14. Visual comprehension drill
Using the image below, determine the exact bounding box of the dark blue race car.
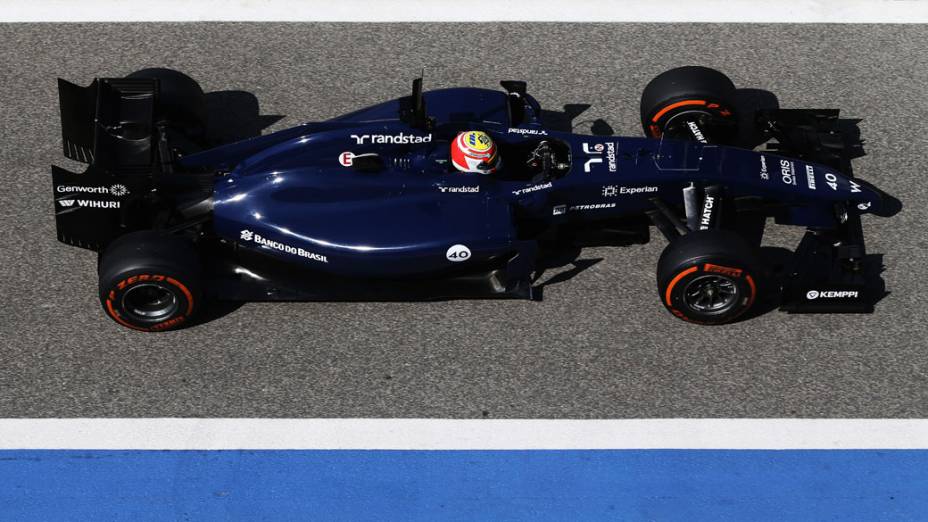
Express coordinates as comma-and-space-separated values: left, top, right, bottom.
52, 66, 900, 330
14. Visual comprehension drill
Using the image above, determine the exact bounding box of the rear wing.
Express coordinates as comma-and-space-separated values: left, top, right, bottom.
52, 78, 159, 250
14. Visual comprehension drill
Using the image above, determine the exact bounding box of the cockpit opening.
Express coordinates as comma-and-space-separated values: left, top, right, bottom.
495, 138, 571, 182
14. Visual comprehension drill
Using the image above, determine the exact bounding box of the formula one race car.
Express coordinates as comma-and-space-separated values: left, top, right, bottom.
51, 66, 899, 330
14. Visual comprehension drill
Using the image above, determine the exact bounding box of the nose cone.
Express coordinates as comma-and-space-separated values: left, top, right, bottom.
854, 180, 902, 217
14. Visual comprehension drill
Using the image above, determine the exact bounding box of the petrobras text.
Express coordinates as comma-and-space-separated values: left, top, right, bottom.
570, 203, 616, 211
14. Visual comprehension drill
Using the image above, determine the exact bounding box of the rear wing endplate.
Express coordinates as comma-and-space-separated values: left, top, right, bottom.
52, 78, 160, 250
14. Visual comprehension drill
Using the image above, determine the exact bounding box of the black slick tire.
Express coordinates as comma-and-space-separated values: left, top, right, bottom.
640, 66, 737, 142
656, 230, 760, 325
98, 231, 202, 332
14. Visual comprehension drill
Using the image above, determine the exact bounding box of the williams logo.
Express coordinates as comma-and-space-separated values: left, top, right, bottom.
581, 142, 617, 172
581, 142, 604, 172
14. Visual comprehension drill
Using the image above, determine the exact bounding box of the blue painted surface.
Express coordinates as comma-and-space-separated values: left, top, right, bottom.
194, 84, 887, 278
1, 450, 926, 521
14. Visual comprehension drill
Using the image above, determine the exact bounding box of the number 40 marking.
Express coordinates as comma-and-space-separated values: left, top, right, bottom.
446, 244, 471, 262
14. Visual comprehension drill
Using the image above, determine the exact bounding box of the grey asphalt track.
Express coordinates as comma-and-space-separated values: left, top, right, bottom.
1, 23, 926, 417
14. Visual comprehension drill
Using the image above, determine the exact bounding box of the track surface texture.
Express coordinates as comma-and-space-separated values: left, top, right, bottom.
1, 23, 926, 418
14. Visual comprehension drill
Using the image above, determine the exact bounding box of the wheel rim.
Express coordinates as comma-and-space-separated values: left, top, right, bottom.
121, 283, 178, 322
682, 275, 740, 314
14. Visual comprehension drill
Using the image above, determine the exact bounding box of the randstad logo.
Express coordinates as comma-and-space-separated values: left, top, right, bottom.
350, 133, 432, 145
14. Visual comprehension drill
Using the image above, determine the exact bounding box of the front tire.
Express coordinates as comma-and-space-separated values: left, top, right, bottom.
98, 231, 202, 332
640, 66, 737, 143
657, 230, 760, 324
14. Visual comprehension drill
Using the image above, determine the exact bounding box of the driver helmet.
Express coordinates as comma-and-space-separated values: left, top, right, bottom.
451, 130, 501, 174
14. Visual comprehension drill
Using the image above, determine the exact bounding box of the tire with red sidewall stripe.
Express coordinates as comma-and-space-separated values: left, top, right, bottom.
639, 66, 737, 141
657, 230, 760, 325
98, 231, 202, 332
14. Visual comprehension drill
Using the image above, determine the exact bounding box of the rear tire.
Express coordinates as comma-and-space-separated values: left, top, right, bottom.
640, 66, 737, 143
98, 231, 202, 332
127, 68, 207, 135
656, 230, 760, 325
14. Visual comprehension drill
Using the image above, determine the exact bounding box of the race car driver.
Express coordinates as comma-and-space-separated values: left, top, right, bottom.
450, 130, 502, 174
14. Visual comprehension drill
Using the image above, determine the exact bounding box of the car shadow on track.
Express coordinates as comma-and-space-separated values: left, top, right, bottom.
730, 88, 780, 149
531, 258, 604, 301
730, 87, 869, 166
204, 90, 285, 145
186, 299, 247, 329
531, 244, 604, 300
186, 248, 604, 330
540, 103, 614, 136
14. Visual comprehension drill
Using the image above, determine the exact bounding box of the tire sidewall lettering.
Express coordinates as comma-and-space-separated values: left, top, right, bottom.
105, 273, 193, 331
664, 263, 755, 323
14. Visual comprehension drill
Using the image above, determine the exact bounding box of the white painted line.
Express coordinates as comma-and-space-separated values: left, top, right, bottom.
2, 0, 927, 23
2, 419, 928, 450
